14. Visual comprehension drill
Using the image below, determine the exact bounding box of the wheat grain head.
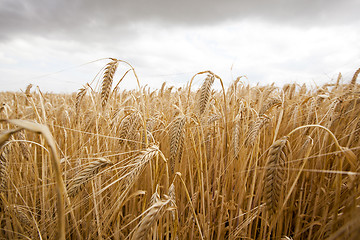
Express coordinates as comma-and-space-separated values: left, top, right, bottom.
264, 136, 290, 217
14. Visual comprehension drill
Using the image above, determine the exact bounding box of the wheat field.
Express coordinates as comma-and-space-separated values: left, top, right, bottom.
0, 58, 359, 239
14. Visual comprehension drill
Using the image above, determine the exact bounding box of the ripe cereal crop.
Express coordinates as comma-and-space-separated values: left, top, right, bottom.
0, 58, 359, 239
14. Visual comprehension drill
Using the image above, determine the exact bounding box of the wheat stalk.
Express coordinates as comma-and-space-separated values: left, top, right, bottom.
0, 128, 22, 149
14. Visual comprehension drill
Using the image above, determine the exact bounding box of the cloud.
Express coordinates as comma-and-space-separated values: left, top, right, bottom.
0, 0, 359, 92
1, 0, 360, 42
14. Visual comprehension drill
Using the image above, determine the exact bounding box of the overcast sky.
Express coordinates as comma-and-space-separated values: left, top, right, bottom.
1, 0, 360, 92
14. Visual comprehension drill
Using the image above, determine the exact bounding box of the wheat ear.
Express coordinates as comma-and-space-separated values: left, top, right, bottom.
335, 72, 342, 88
233, 121, 240, 158
118, 111, 142, 146
264, 136, 289, 217
0, 153, 7, 192
199, 74, 215, 115
112, 145, 162, 212
350, 67, 360, 88
131, 199, 171, 240
233, 112, 243, 158
353, 119, 360, 144
24, 84, 33, 105
67, 158, 112, 197
9, 204, 32, 227
169, 115, 186, 173
75, 87, 87, 112
25, 84, 32, 97
101, 58, 119, 107
149, 185, 160, 206
245, 115, 270, 147
259, 97, 282, 115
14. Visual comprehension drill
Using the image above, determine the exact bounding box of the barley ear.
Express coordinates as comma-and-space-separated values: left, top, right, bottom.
264, 136, 289, 217
169, 115, 186, 173
0, 153, 7, 192
67, 158, 112, 197
245, 115, 270, 147
118, 111, 142, 146
101, 58, 119, 107
259, 97, 282, 115
75, 87, 87, 112
199, 74, 215, 116
350, 67, 360, 89
131, 199, 171, 240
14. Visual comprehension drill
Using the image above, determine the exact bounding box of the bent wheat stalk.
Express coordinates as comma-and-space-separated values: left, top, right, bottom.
0, 128, 22, 149
0, 119, 67, 240
287, 124, 357, 169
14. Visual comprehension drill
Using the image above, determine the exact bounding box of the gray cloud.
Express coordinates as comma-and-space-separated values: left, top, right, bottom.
1, 0, 359, 92
1, 0, 359, 42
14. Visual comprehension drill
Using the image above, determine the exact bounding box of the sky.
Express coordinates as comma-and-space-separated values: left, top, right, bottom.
0, 0, 360, 92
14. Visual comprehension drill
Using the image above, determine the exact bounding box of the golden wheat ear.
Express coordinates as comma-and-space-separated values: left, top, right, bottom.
244, 114, 270, 147
8, 204, 32, 227
259, 97, 282, 115
264, 136, 290, 217
66, 158, 112, 197
118, 111, 142, 146
0, 153, 7, 192
131, 199, 171, 240
75, 87, 87, 112
199, 74, 215, 116
101, 58, 119, 108
350, 67, 360, 89
169, 115, 186, 173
